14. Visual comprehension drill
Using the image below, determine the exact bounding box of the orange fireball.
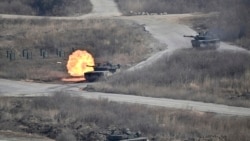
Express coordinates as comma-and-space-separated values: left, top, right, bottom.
66, 50, 95, 77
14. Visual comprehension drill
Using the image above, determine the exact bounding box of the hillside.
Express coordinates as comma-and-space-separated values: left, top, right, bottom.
0, 18, 163, 81
116, 0, 250, 50
0, 0, 92, 16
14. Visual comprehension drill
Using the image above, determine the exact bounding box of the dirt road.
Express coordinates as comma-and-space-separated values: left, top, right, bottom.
0, 131, 53, 141
1, 0, 250, 117
1, 79, 250, 116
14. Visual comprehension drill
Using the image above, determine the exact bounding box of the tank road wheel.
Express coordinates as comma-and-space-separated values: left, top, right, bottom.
200, 43, 206, 48
191, 40, 200, 48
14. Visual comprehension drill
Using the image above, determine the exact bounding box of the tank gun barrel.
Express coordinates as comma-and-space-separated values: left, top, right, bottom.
183, 35, 195, 38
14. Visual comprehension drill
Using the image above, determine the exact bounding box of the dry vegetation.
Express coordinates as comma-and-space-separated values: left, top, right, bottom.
0, 0, 92, 16
0, 93, 250, 141
1, 1, 249, 141
91, 49, 250, 107
116, 0, 250, 50
116, 0, 221, 14
0, 18, 163, 81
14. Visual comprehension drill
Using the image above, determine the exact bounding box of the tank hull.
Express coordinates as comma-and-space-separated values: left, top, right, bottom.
84, 71, 112, 82
84, 63, 120, 82
191, 39, 220, 49
185, 31, 220, 49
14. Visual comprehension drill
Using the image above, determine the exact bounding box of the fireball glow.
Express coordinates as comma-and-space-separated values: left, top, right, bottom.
66, 50, 95, 77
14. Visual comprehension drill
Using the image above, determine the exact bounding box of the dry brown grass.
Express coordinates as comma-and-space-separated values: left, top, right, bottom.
0, 94, 250, 141
92, 49, 250, 107
115, 0, 221, 14
0, 18, 163, 81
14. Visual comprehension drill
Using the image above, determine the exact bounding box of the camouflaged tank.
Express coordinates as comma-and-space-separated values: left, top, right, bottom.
184, 31, 220, 49
107, 128, 148, 141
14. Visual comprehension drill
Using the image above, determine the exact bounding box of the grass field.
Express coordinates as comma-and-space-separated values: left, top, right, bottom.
0, 18, 164, 81
91, 49, 250, 107
0, 93, 250, 141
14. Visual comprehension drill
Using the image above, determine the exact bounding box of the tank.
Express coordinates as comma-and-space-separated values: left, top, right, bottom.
107, 128, 148, 141
184, 31, 220, 49
84, 62, 120, 82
